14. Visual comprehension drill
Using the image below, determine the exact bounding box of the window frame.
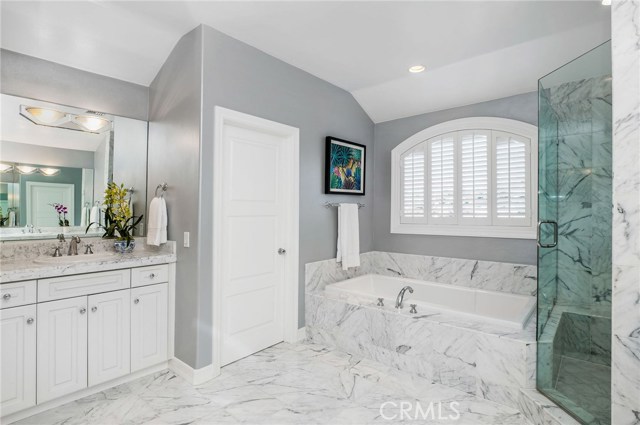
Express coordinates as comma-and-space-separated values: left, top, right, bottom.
390, 117, 538, 239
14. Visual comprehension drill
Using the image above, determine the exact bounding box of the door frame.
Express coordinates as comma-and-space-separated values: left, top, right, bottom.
212, 106, 300, 376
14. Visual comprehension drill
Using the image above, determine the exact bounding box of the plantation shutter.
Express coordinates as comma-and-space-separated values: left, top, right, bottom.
400, 147, 425, 222
429, 134, 456, 222
495, 132, 530, 225
459, 131, 490, 224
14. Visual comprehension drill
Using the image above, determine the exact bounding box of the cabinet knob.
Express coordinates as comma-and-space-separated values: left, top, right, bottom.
26, 317, 34, 325
149, 273, 156, 279
3, 293, 11, 300
91, 306, 98, 313
79, 307, 87, 315
134, 298, 140, 304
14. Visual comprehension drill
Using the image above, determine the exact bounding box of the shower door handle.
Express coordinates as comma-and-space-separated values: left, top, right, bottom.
537, 220, 558, 248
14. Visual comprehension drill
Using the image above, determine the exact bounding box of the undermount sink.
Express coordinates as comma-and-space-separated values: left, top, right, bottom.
34, 253, 118, 265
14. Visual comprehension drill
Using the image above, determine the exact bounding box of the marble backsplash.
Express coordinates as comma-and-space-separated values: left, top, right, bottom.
306, 251, 537, 296
0, 236, 166, 261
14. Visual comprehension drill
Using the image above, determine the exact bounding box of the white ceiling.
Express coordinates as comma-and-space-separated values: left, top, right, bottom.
0, 1, 611, 123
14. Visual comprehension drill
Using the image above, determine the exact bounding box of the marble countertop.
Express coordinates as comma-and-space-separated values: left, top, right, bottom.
0, 241, 176, 284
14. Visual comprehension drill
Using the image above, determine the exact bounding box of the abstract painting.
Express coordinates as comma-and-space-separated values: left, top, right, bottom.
325, 136, 366, 195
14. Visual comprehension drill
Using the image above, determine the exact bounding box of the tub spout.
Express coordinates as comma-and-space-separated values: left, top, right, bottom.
395, 286, 414, 309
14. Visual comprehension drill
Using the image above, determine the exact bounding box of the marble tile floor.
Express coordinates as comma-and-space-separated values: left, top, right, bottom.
15, 342, 533, 425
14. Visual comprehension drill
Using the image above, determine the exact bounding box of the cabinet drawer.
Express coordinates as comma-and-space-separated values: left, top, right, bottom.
0, 281, 37, 309
38, 270, 131, 302
131, 264, 169, 288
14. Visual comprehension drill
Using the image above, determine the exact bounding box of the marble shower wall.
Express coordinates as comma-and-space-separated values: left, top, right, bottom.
305, 251, 536, 295
544, 75, 613, 310
611, 1, 640, 423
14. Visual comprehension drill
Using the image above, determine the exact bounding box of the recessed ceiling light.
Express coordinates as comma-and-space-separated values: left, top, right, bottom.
409, 65, 426, 73
601, 0, 611, 5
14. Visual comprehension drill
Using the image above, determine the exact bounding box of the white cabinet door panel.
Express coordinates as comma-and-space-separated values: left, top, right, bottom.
88, 289, 130, 386
1, 305, 36, 416
131, 283, 167, 372
37, 296, 88, 403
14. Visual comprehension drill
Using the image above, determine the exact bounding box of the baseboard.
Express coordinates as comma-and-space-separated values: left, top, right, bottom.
169, 357, 215, 385
297, 326, 307, 341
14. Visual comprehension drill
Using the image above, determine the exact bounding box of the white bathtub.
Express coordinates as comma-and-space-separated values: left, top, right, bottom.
324, 274, 536, 329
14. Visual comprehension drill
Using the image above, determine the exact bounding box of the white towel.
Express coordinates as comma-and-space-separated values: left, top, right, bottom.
147, 197, 167, 246
80, 206, 89, 228
8, 211, 15, 227
89, 205, 100, 229
336, 203, 360, 270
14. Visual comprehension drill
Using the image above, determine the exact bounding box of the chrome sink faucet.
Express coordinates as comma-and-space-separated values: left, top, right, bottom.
68, 236, 81, 256
395, 285, 414, 309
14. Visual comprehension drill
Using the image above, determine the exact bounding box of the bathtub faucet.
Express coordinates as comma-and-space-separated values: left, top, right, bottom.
395, 286, 414, 309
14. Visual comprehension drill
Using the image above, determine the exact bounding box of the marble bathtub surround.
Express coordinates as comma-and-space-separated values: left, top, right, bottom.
14, 342, 530, 425
0, 237, 176, 283
306, 291, 536, 412
611, 1, 640, 423
306, 251, 537, 296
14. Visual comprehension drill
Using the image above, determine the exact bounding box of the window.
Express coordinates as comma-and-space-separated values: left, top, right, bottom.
391, 118, 537, 238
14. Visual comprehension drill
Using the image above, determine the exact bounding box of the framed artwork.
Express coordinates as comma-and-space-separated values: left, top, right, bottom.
325, 136, 366, 195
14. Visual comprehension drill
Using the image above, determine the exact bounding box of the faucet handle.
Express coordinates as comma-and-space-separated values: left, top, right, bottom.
52, 246, 62, 257
409, 304, 417, 314
85, 244, 94, 255
57, 234, 66, 242
377, 298, 384, 307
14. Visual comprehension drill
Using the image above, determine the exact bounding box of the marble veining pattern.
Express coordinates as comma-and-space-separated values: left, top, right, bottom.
0, 238, 176, 283
306, 251, 536, 296
612, 1, 640, 423
13, 342, 532, 425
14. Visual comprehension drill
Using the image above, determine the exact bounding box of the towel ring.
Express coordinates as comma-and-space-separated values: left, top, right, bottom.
155, 183, 168, 197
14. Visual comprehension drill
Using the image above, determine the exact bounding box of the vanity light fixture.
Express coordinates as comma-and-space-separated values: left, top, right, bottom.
0, 163, 13, 173
15, 165, 38, 175
73, 113, 111, 132
39, 167, 61, 176
21, 106, 69, 125
409, 65, 426, 73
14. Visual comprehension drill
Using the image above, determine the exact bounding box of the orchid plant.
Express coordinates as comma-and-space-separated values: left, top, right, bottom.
87, 182, 143, 245
51, 203, 70, 226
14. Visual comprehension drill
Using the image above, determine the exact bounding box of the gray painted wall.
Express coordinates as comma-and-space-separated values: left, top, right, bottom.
0, 49, 148, 120
0, 140, 94, 169
147, 27, 204, 369
372, 92, 539, 265
200, 25, 375, 352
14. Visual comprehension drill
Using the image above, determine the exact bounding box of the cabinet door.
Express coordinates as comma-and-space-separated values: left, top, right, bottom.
88, 289, 130, 386
131, 283, 168, 372
1, 305, 36, 416
37, 296, 88, 403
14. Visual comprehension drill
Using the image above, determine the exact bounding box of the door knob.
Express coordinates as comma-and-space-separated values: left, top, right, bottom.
278, 248, 286, 255
79, 307, 87, 315
91, 306, 98, 313
134, 298, 140, 304
3, 293, 11, 300
26, 317, 34, 325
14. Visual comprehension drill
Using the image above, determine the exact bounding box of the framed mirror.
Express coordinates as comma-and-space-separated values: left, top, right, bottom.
0, 94, 148, 241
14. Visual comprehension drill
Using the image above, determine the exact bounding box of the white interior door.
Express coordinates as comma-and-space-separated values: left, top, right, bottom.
220, 124, 288, 366
26, 182, 75, 227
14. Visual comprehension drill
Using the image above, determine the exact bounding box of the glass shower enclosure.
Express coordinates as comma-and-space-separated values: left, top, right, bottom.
537, 41, 612, 425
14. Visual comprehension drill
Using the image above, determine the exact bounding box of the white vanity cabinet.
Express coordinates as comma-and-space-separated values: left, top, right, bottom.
0, 304, 37, 416
131, 283, 168, 371
1, 262, 173, 422
37, 296, 88, 403
88, 289, 131, 386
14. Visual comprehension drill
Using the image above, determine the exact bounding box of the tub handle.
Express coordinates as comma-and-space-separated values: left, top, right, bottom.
409, 304, 417, 314
377, 298, 384, 307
